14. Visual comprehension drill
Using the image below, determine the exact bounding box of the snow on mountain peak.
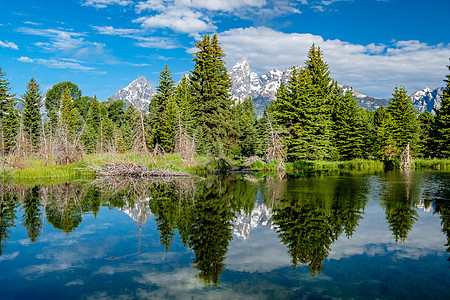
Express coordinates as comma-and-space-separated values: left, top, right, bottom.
111, 76, 156, 109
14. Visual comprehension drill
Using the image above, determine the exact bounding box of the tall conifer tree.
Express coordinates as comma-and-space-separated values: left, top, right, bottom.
0, 66, 16, 155
149, 65, 176, 149
386, 86, 419, 153
434, 64, 450, 157
332, 90, 365, 160
21, 78, 42, 150
190, 34, 233, 154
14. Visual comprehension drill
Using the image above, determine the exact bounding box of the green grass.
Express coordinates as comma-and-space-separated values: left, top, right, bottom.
2, 153, 449, 181
414, 158, 450, 169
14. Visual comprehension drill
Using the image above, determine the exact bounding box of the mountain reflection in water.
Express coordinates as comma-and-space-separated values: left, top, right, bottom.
0, 171, 449, 299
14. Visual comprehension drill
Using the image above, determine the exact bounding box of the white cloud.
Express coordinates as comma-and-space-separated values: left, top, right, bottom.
136, 0, 266, 13
92, 25, 178, 49
17, 56, 94, 71
82, 0, 133, 9
0, 40, 19, 50
135, 8, 216, 33
92, 25, 141, 36
17, 27, 86, 52
218, 26, 450, 98
18, 56, 33, 63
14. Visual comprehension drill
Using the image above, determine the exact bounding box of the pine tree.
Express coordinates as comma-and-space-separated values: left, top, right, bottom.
190, 34, 234, 154
21, 78, 42, 150
60, 87, 77, 136
157, 97, 177, 152
373, 106, 397, 159
122, 104, 139, 151
45, 81, 81, 129
233, 97, 259, 157
0, 66, 16, 155
434, 63, 450, 158
173, 76, 195, 133
82, 96, 101, 153
332, 90, 366, 160
149, 65, 176, 148
386, 86, 420, 153
3, 97, 20, 154
418, 111, 435, 158
270, 65, 333, 161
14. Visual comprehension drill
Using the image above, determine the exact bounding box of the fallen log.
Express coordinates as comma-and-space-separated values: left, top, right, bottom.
90, 162, 189, 178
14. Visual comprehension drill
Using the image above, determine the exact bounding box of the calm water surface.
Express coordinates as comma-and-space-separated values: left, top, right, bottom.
0, 170, 449, 299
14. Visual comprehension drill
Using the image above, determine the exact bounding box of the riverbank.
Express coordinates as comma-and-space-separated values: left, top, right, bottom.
1, 153, 449, 180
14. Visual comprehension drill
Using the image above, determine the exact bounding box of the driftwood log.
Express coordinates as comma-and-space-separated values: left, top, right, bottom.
90, 162, 189, 178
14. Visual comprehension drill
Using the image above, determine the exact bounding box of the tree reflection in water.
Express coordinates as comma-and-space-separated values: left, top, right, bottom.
0, 171, 448, 285
268, 174, 367, 276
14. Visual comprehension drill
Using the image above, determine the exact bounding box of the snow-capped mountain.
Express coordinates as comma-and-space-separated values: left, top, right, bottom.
232, 203, 275, 239
228, 59, 301, 112
410, 87, 444, 114
110, 76, 156, 109
110, 61, 444, 115
339, 84, 390, 110
118, 196, 152, 225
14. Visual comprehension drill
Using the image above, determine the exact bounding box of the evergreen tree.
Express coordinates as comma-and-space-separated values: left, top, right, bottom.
434, 64, 450, 157
22, 186, 42, 243
21, 78, 42, 150
418, 111, 435, 158
82, 96, 101, 153
3, 97, 20, 153
173, 76, 195, 133
271, 66, 333, 161
45, 81, 81, 129
149, 65, 176, 148
232, 97, 259, 157
190, 34, 234, 154
373, 106, 397, 159
386, 86, 420, 153
121, 104, 139, 151
305, 44, 334, 99
0, 66, 15, 155
332, 90, 365, 160
60, 87, 77, 135
157, 97, 177, 152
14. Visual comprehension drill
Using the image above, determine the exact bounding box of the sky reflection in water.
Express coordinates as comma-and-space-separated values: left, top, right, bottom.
0, 170, 449, 299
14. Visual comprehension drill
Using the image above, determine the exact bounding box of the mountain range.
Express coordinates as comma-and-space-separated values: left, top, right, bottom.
110, 59, 444, 114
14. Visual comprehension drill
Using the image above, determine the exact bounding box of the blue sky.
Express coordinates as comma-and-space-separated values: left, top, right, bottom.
1, 0, 449, 100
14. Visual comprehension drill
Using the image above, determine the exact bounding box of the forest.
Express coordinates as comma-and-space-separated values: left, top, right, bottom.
0, 34, 449, 174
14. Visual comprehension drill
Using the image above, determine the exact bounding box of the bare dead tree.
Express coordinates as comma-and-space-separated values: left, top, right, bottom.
132, 107, 151, 157
174, 112, 196, 166
13, 119, 34, 158
266, 113, 286, 163
400, 143, 414, 169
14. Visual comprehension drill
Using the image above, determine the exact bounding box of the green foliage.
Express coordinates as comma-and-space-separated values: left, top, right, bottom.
270, 65, 333, 161
121, 104, 139, 151
434, 63, 450, 158
21, 78, 42, 149
60, 87, 77, 135
45, 81, 81, 129
3, 96, 20, 153
373, 106, 397, 159
387, 86, 420, 152
149, 65, 176, 149
190, 34, 234, 154
332, 89, 366, 160
22, 186, 42, 243
173, 76, 195, 133
0, 192, 19, 255
418, 111, 435, 157
231, 97, 259, 157
105, 99, 126, 127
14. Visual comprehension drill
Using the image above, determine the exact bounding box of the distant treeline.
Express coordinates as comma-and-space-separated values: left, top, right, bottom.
0, 34, 449, 165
